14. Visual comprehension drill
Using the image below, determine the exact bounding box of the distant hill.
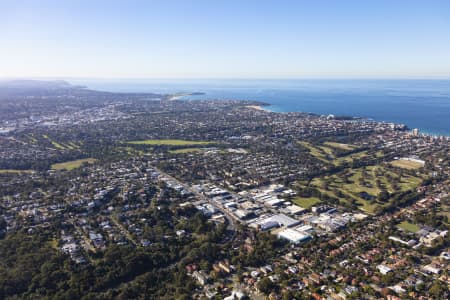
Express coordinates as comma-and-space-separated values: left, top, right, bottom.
0, 79, 83, 90
0, 79, 165, 103
0, 79, 88, 99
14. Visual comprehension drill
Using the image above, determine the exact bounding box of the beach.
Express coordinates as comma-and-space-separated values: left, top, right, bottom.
246, 105, 265, 111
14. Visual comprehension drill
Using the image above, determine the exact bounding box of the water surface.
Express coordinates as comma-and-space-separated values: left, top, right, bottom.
72, 79, 450, 136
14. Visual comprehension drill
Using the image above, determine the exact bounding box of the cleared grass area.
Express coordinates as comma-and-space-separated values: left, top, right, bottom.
68, 142, 80, 149
0, 169, 33, 174
398, 221, 420, 233
318, 145, 334, 156
51, 141, 66, 150
298, 141, 330, 163
42, 134, 67, 150
334, 150, 370, 165
59, 142, 80, 150
308, 165, 423, 213
51, 158, 97, 170
26, 134, 38, 143
390, 159, 424, 170
128, 139, 213, 146
292, 196, 321, 209
169, 148, 203, 154
324, 142, 355, 151
311, 183, 379, 213
375, 151, 385, 158
356, 199, 378, 213
298, 141, 383, 166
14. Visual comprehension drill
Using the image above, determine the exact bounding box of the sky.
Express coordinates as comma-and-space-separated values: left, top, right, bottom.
1, 0, 450, 79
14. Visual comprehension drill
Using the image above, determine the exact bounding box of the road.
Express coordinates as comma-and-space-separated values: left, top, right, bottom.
109, 215, 138, 247
152, 166, 238, 244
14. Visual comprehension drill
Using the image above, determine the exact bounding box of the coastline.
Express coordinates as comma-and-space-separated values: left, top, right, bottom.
168, 92, 205, 101
186, 96, 447, 136
72, 80, 450, 137
244, 103, 448, 138
246, 105, 266, 111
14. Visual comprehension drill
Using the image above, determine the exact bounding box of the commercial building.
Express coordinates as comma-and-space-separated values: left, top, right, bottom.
278, 228, 312, 244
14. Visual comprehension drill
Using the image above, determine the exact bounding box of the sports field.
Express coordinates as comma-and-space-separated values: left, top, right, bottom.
51, 158, 97, 170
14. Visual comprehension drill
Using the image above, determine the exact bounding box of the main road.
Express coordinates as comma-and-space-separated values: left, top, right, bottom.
152, 166, 238, 243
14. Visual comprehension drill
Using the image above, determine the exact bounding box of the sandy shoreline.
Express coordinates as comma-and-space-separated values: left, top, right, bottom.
246, 105, 266, 111
168, 95, 183, 101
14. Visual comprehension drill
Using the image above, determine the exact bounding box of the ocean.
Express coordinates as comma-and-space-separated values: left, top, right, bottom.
71, 79, 450, 136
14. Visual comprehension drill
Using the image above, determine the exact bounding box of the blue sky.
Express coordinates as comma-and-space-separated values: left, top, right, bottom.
1, 0, 450, 79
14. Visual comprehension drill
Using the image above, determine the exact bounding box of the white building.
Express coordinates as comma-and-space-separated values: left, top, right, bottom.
278, 228, 312, 244
377, 264, 392, 275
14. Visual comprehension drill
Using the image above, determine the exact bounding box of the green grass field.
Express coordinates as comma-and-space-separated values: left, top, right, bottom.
51, 141, 66, 150
51, 158, 97, 170
334, 150, 370, 165
68, 142, 80, 149
323, 142, 355, 151
26, 135, 38, 143
390, 159, 424, 170
297, 141, 423, 213
0, 169, 33, 174
298, 141, 380, 166
127, 139, 213, 146
292, 196, 321, 209
308, 165, 423, 213
298, 141, 330, 163
397, 221, 420, 233
42, 134, 68, 150
60, 142, 78, 150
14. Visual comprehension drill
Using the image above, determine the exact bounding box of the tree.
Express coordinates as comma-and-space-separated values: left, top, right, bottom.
257, 277, 275, 294
378, 190, 389, 202
429, 281, 447, 299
